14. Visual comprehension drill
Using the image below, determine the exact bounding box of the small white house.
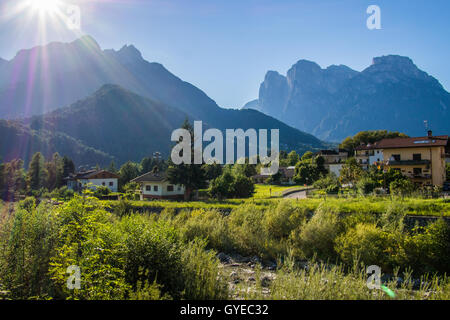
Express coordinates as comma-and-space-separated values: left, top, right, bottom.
66, 170, 119, 192
131, 171, 185, 200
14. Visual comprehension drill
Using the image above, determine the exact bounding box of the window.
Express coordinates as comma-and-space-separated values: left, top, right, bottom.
109, 181, 113, 186
392, 154, 401, 161
178, 186, 181, 191
154, 185, 158, 191
413, 154, 422, 161
102, 182, 105, 186
167, 185, 174, 192
413, 168, 422, 175
145, 185, 151, 191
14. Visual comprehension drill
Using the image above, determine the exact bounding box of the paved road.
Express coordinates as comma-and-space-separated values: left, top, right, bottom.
283, 190, 307, 199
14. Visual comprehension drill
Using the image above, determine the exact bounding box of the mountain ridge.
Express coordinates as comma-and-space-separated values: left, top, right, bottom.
244, 55, 450, 141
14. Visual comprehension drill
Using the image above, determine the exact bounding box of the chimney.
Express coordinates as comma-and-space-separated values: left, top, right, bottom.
427, 130, 432, 138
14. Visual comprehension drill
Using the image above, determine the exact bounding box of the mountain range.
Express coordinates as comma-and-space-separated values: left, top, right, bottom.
0, 36, 329, 166
243, 55, 450, 141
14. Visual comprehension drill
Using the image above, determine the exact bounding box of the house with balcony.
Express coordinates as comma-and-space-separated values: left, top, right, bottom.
354, 142, 383, 170
131, 170, 185, 200
377, 131, 449, 186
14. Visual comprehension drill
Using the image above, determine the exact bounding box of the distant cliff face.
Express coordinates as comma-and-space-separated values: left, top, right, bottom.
244, 55, 450, 141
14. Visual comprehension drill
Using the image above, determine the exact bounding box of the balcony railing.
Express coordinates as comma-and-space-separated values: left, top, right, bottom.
407, 174, 432, 180
385, 159, 430, 166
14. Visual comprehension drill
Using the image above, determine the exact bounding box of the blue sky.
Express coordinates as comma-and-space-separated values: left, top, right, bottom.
1, 0, 449, 108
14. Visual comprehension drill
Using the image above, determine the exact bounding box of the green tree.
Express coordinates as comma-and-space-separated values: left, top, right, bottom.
140, 156, 166, 175
287, 150, 300, 166
0, 159, 26, 201
231, 162, 256, 178
44, 153, 64, 190
208, 170, 254, 199
107, 160, 117, 174
27, 152, 47, 192
167, 119, 207, 200
339, 158, 363, 186
118, 161, 141, 191
203, 162, 223, 180
390, 179, 414, 197
232, 174, 255, 198
301, 151, 313, 161
293, 156, 324, 185
62, 156, 75, 178
339, 130, 408, 154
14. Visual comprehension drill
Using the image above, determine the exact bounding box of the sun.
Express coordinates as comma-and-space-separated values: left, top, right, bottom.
29, 0, 61, 14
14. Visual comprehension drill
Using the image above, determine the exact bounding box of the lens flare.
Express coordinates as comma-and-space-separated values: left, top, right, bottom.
29, 0, 61, 14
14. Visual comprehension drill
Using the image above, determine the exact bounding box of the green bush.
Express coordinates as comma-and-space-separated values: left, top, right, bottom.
390, 179, 414, 196
290, 204, 343, 260
263, 201, 306, 239
119, 214, 228, 299
398, 219, 450, 274
181, 239, 228, 299
49, 194, 129, 300
356, 177, 377, 195
177, 209, 233, 253
228, 203, 267, 257
335, 223, 390, 267
0, 201, 60, 299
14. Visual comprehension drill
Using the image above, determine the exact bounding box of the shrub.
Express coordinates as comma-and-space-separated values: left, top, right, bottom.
0, 201, 60, 299
399, 219, 450, 274
263, 201, 307, 239
290, 204, 343, 260
356, 177, 377, 195
335, 223, 389, 268
379, 201, 406, 232
177, 209, 233, 252
181, 239, 228, 299
233, 174, 255, 198
228, 204, 267, 257
209, 172, 255, 199
390, 179, 414, 196
49, 194, 129, 300
119, 214, 228, 299
313, 174, 340, 194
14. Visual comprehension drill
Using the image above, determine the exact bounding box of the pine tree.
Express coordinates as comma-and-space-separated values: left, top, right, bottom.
27, 152, 47, 191
62, 156, 75, 178
167, 119, 207, 201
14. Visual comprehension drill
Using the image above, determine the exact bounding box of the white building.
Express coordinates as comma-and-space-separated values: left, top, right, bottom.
329, 163, 344, 177
369, 148, 384, 165
66, 170, 119, 192
131, 171, 185, 200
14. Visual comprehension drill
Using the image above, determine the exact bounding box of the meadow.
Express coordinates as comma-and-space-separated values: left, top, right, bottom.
0, 191, 449, 300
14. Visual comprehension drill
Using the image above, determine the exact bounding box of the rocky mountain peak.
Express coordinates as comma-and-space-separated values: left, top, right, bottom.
365, 55, 434, 83
71, 35, 102, 52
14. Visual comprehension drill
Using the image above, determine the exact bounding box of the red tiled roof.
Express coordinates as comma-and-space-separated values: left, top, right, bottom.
377, 135, 448, 149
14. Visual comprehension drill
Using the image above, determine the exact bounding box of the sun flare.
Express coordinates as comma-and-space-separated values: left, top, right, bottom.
29, 0, 61, 14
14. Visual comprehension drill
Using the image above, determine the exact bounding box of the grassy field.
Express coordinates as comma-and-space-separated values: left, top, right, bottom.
102, 194, 450, 217
252, 184, 305, 198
